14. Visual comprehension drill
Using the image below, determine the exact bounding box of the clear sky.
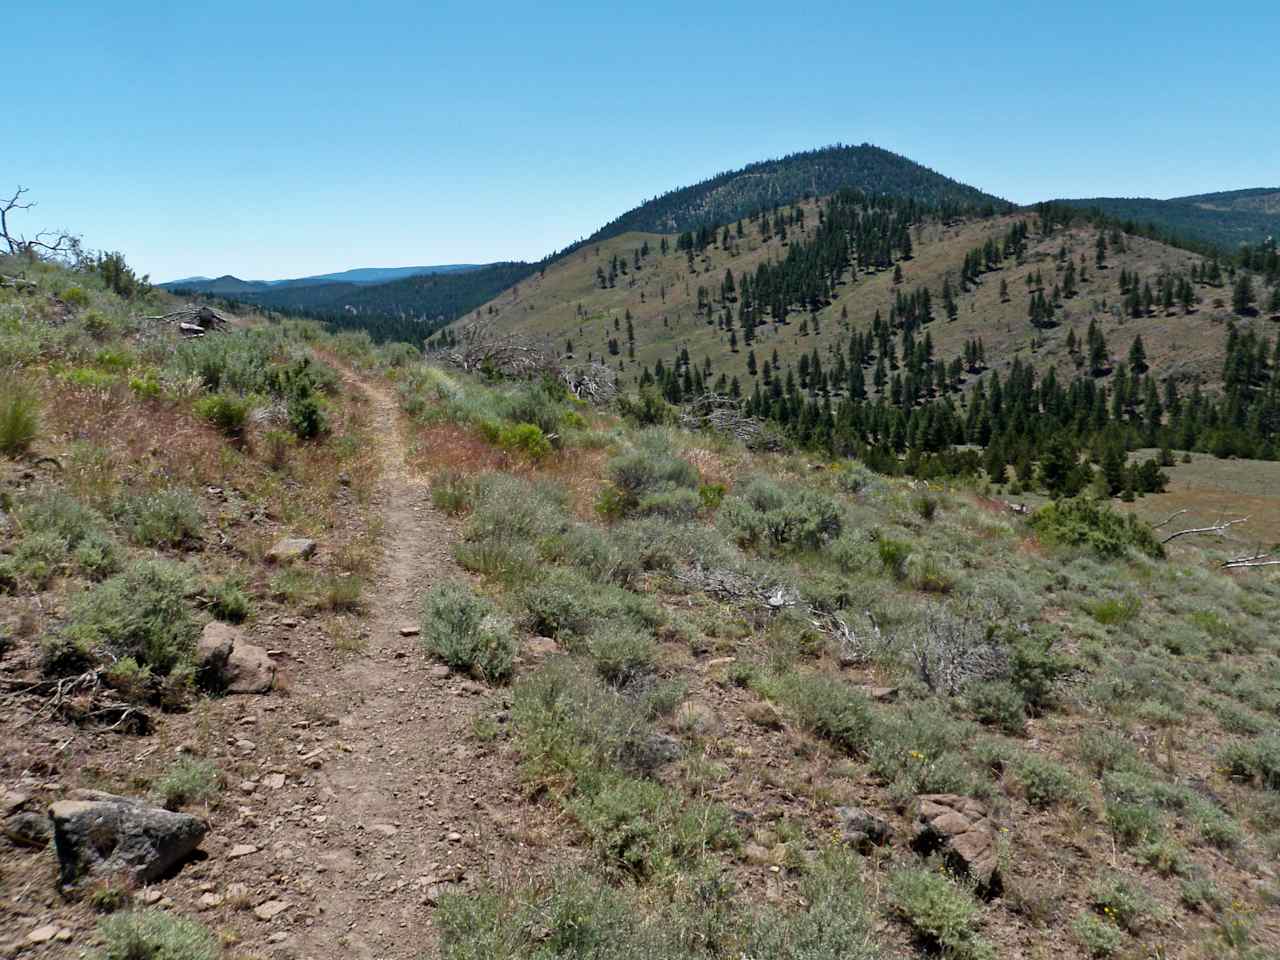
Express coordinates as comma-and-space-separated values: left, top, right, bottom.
6, 1, 1277, 281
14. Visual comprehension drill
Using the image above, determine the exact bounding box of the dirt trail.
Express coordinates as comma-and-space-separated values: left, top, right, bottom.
273, 373, 533, 960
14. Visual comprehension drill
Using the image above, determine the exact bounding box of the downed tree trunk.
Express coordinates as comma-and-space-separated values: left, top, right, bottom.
143, 305, 230, 337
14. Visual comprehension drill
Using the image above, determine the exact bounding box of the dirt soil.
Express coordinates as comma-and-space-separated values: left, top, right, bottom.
1, 372, 568, 959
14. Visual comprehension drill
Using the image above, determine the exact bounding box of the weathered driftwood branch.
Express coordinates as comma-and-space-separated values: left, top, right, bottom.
1151, 509, 1190, 530
1221, 552, 1280, 570
1, 274, 38, 290
1, 186, 79, 258
1161, 516, 1249, 544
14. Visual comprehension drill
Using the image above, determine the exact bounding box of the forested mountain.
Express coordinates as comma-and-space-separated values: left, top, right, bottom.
1054, 189, 1280, 252
578, 143, 1010, 244
183, 144, 1007, 344
460, 189, 1280, 475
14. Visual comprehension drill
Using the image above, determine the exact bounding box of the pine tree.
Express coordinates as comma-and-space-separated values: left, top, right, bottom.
1128, 335, 1148, 375
1232, 273, 1256, 314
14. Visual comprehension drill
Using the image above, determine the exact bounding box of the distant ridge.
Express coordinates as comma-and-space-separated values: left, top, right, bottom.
1053, 188, 1280, 250
160, 263, 484, 293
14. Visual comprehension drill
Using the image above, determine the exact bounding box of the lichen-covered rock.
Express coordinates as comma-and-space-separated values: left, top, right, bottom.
49, 790, 207, 887
912, 794, 1000, 893
836, 805, 892, 851
4, 811, 52, 849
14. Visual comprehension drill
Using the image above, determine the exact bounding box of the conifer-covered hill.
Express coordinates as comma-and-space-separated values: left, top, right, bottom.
470, 194, 1273, 399
190, 145, 1008, 342
1054, 188, 1280, 252
579, 143, 1011, 243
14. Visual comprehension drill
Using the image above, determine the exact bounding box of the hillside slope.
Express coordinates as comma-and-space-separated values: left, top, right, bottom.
471, 198, 1262, 400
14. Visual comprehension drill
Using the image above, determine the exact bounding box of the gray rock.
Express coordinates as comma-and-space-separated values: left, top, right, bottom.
912, 794, 1001, 894
836, 805, 891, 851
635, 733, 684, 770
196, 621, 276, 694
265, 538, 316, 563
4, 811, 52, 849
49, 790, 208, 888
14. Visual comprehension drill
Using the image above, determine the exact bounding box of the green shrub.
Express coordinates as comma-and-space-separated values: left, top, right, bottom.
112, 488, 203, 547
61, 286, 91, 308
911, 492, 939, 521
636, 487, 702, 520
697, 482, 726, 511
10, 531, 69, 588
906, 553, 955, 593
193, 392, 250, 436
1086, 594, 1141, 626
887, 867, 994, 960
521, 568, 662, 641
721, 477, 842, 552
877, 536, 911, 579
776, 671, 874, 755
129, 372, 162, 400
154, 758, 220, 810
0, 382, 39, 457
967, 680, 1026, 734
1016, 754, 1084, 808
287, 389, 327, 440
1136, 835, 1189, 877
208, 577, 251, 623
568, 774, 737, 879
431, 471, 477, 515
96, 909, 219, 960
602, 444, 699, 516
1072, 912, 1124, 958
585, 624, 657, 688
1180, 876, 1225, 912
1105, 800, 1163, 846
322, 574, 362, 612
62, 559, 198, 675
1088, 874, 1155, 933
1028, 497, 1163, 559
420, 582, 516, 684
497, 422, 551, 460
1222, 735, 1280, 790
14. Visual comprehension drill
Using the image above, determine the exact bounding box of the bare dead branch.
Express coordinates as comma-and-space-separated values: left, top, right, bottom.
442, 318, 561, 379
1221, 552, 1280, 570
1, 185, 80, 259
142, 305, 230, 337
1151, 509, 1190, 530
678, 393, 785, 450
1161, 516, 1249, 544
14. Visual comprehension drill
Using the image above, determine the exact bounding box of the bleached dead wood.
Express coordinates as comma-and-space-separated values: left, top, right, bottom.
679, 393, 785, 450
1160, 516, 1249, 544
443, 319, 560, 378
561, 361, 618, 403
143, 305, 230, 337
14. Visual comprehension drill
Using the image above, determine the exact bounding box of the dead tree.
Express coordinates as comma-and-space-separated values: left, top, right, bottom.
1, 186, 80, 259
143, 305, 231, 338
443, 318, 559, 378
678, 393, 785, 450
1157, 512, 1250, 545
1221, 551, 1280, 570
561, 361, 618, 403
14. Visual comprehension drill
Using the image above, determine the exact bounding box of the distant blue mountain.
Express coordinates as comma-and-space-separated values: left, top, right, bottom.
160, 263, 485, 293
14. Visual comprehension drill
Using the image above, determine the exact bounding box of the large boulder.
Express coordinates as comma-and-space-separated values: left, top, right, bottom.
196, 621, 276, 694
49, 790, 207, 888
912, 794, 1001, 894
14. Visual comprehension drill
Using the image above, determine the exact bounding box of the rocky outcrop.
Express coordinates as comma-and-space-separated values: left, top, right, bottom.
49, 790, 207, 888
196, 621, 276, 694
912, 794, 1001, 894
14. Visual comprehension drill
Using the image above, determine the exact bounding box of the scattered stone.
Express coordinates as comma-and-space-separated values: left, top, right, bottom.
370, 824, 398, 837
399, 625, 420, 637
235, 739, 257, 755
49, 790, 208, 888
1, 790, 30, 818
742, 842, 772, 865
864, 686, 899, 703
836, 805, 892, 851
446, 831, 462, 843
3, 811, 52, 849
239, 781, 257, 795
912, 794, 1001, 893
138, 889, 163, 905
524, 637, 559, 658
198, 892, 224, 909
254, 899, 291, 921
227, 844, 258, 859
26, 926, 58, 945
263, 773, 286, 790
428, 665, 452, 680
265, 538, 317, 564
743, 701, 784, 730
196, 622, 277, 694
459, 680, 486, 695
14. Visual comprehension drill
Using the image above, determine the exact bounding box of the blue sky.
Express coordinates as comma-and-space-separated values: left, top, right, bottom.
6, 1, 1277, 281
